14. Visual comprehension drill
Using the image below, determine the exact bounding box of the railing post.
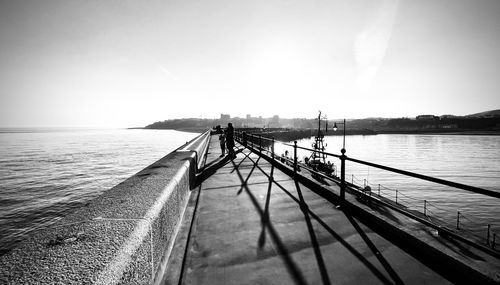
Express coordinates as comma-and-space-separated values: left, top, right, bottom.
456, 211, 460, 230
487, 224, 491, 246
395, 190, 398, 204
424, 200, 427, 216
259, 135, 262, 154
242, 131, 247, 147
271, 137, 275, 161
378, 184, 381, 196
363, 179, 366, 188
340, 148, 346, 204
293, 141, 298, 175
351, 174, 354, 185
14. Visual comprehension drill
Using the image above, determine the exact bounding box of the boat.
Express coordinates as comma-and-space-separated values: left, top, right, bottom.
304, 111, 337, 178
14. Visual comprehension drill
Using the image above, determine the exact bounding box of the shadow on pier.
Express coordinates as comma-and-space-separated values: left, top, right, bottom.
162, 134, 496, 285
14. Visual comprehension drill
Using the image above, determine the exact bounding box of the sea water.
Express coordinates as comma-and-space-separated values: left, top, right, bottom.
1, 131, 499, 254
0, 128, 199, 255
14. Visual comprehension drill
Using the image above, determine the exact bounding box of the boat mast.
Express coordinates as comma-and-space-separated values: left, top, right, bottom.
311, 111, 327, 164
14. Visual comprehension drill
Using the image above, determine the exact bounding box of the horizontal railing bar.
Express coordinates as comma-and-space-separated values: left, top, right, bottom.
346, 156, 500, 199
246, 134, 274, 142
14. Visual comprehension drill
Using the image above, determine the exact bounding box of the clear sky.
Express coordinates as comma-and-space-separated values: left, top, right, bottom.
1, 0, 499, 127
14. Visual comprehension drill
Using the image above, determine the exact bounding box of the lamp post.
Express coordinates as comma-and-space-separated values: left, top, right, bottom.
332, 119, 346, 151
333, 119, 346, 204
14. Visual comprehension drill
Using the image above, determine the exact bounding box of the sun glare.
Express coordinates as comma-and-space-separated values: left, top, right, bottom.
249, 39, 305, 85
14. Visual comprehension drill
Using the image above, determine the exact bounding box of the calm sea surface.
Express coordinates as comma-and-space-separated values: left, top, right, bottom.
274, 134, 500, 238
0, 128, 198, 254
1, 131, 499, 254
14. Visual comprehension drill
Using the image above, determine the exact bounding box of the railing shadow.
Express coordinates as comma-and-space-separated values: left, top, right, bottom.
344, 212, 405, 285
294, 181, 331, 285
238, 147, 396, 285
195, 155, 232, 187
271, 177, 395, 285
258, 159, 274, 249
230, 156, 308, 285
230, 147, 249, 174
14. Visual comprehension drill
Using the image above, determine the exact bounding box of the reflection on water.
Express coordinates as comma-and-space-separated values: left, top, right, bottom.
0, 129, 198, 255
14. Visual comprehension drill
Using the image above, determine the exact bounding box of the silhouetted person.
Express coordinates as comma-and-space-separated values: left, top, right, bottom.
219, 130, 226, 157
226, 122, 236, 158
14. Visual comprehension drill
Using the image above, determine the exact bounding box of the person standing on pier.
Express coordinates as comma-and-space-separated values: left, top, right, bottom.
219, 130, 226, 157
226, 122, 236, 159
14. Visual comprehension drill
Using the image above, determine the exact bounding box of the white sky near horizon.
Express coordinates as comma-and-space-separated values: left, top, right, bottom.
0, 0, 499, 128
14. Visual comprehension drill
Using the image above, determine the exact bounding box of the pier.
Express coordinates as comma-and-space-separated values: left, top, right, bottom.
1, 131, 499, 284
161, 133, 500, 284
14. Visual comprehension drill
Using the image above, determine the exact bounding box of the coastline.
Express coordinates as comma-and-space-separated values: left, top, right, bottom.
140, 127, 500, 136
130, 127, 206, 134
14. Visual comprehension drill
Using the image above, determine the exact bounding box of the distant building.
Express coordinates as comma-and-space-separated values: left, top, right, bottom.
220, 114, 230, 121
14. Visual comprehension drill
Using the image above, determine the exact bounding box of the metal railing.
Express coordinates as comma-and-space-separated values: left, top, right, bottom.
177, 130, 212, 172
234, 130, 500, 256
348, 174, 499, 247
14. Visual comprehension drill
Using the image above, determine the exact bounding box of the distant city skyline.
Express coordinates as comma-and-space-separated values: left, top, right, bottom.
202, 109, 500, 121
1, 0, 500, 127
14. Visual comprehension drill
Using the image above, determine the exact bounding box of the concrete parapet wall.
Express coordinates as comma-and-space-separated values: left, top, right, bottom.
0, 131, 211, 284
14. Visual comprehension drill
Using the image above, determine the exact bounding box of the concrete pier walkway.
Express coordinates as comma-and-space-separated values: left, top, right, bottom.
161, 135, 462, 284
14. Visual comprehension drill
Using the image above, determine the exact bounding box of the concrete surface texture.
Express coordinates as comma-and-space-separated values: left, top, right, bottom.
0, 132, 208, 285
162, 135, 497, 284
